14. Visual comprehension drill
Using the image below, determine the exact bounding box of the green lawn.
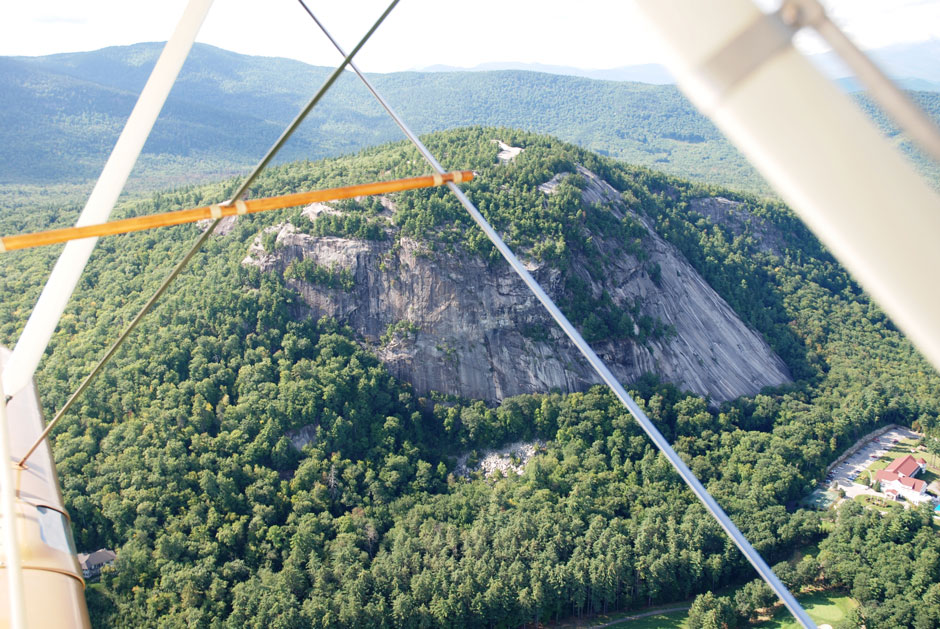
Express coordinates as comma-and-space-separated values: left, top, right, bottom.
923, 450, 940, 468
854, 493, 902, 511
920, 468, 939, 486
555, 604, 691, 629
603, 592, 856, 629
753, 592, 857, 628
576, 588, 856, 629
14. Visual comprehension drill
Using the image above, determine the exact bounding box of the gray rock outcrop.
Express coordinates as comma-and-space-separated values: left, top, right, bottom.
688, 196, 786, 256
243, 166, 791, 404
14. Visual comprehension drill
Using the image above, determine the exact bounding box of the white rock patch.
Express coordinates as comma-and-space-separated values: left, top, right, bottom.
302, 202, 341, 221
495, 140, 523, 162
456, 439, 545, 478
286, 424, 317, 451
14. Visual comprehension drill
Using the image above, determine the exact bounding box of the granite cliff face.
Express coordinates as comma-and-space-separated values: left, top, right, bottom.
243, 166, 791, 404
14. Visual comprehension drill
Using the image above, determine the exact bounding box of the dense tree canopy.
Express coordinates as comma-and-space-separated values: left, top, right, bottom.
1, 128, 939, 627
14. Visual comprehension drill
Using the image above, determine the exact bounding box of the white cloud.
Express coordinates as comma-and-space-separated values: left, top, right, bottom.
1, 0, 937, 70
34, 16, 88, 25
824, 0, 940, 47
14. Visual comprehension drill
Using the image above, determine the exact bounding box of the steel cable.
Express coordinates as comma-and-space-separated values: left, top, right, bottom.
297, 2, 815, 626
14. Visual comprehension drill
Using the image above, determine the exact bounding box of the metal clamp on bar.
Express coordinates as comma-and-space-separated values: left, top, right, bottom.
694, 9, 796, 111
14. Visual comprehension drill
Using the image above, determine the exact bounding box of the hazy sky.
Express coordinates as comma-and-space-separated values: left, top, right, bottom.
3, 0, 939, 72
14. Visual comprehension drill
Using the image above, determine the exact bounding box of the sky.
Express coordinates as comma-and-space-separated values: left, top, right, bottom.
2, 0, 940, 72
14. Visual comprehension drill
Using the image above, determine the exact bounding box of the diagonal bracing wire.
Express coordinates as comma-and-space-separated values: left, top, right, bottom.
17, 0, 402, 467
296, 2, 815, 627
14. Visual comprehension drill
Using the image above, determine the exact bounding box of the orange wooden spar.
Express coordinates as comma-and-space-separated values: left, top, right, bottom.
0, 170, 473, 253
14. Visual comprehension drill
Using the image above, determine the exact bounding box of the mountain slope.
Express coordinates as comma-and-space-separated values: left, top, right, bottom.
244, 153, 789, 403
0, 54, 283, 184
416, 61, 676, 84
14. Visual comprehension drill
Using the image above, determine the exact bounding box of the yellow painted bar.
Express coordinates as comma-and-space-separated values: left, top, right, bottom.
0, 170, 473, 253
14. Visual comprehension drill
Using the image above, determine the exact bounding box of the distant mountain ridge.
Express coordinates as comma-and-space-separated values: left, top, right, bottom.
3, 42, 938, 195
1, 43, 757, 192
414, 61, 676, 84
416, 39, 940, 92
811, 38, 940, 89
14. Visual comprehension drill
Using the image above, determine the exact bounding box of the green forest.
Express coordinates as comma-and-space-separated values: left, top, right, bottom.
5, 43, 939, 197
1, 128, 939, 627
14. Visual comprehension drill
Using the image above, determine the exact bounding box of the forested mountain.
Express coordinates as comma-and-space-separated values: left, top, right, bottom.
1, 128, 939, 626
6, 42, 938, 196
2, 42, 741, 190
244, 153, 792, 404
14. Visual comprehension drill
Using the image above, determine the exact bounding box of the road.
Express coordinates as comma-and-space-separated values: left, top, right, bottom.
581, 605, 691, 628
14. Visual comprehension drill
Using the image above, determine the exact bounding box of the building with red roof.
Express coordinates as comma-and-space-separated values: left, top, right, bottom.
875, 454, 929, 498
884, 454, 926, 478
875, 469, 927, 495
